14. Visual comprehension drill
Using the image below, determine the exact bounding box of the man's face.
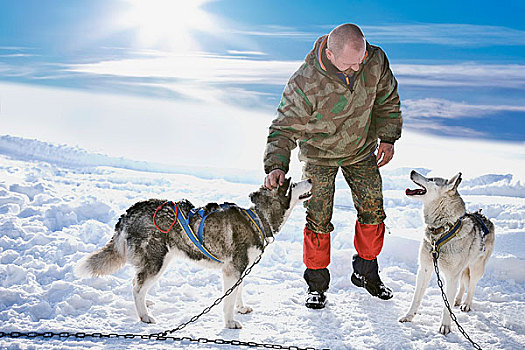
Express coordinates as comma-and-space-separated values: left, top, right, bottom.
326, 42, 366, 73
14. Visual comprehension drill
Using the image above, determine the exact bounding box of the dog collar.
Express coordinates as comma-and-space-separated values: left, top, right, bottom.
430, 217, 464, 259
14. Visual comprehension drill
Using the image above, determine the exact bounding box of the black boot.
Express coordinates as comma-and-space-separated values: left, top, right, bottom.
305, 291, 327, 309
352, 254, 393, 300
304, 268, 330, 309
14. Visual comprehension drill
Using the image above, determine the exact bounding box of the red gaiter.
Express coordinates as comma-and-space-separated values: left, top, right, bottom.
303, 227, 331, 269
354, 222, 385, 260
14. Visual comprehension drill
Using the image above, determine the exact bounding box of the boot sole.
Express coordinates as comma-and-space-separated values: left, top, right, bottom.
305, 302, 326, 309
352, 274, 393, 300
365, 284, 393, 300
351, 273, 364, 288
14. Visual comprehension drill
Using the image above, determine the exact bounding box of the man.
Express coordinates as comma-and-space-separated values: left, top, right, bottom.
263, 23, 402, 309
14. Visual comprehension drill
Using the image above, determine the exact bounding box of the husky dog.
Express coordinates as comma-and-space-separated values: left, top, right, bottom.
76, 178, 312, 329
399, 170, 494, 334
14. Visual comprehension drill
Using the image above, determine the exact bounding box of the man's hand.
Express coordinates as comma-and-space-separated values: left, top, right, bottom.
376, 142, 394, 168
264, 169, 286, 189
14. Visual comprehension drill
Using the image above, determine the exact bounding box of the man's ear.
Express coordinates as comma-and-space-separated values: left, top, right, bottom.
447, 172, 462, 192
326, 47, 334, 61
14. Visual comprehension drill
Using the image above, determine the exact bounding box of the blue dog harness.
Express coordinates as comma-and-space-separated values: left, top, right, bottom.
167, 202, 267, 264
431, 211, 490, 259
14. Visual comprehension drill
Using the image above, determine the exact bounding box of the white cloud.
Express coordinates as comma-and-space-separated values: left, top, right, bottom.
226, 50, 267, 56
66, 53, 302, 85
231, 23, 525, 47
67, 51, 525, 91
362, 24, 525, 46
1, 82, 524, 181
401, 98, 525, 138
393, 63, 525, 89
0, 46, 35, 51
0, 54, 38, 58
230, 25, 317, 40
403, 98, 525, 119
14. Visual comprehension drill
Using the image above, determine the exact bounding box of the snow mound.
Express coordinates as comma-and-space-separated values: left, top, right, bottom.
0, 135, 261, 183
0, 137, 523, 349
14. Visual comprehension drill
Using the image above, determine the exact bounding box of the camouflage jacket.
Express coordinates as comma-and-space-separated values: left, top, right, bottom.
264, 35, 402, 174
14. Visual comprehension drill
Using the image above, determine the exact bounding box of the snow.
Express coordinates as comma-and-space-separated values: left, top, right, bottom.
0, 136, 524, 350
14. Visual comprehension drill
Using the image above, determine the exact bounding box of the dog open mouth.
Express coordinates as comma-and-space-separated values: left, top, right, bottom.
406, 182, 427, 196
299, 192, 313, 200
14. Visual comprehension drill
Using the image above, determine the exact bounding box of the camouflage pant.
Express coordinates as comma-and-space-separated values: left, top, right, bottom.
302, 155, 386, 233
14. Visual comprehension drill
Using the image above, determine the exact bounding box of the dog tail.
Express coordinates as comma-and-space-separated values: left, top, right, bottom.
74, 223, 127, 278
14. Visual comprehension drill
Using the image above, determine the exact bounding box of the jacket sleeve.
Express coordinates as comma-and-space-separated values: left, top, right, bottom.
371, 53, 402, 144
263, 76, 312, 174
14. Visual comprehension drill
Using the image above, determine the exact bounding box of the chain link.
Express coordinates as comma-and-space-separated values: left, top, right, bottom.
432, 254, 483, 350
0, 241, 326, 350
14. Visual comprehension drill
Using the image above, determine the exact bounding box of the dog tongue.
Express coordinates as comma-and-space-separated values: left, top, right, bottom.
406, 188, 424, 196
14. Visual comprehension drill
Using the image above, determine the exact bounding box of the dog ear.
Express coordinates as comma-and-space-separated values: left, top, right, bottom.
249, 191, 261, 204
276, 177, 291, 192
283, 177, 291, 190
447, 172, 462, 192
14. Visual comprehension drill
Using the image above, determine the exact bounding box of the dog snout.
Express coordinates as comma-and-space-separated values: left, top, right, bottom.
410, 170, 421, 181
307, 179, 312, 184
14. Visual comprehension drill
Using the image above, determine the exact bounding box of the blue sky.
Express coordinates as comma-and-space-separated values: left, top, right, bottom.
1, 0, 524, 153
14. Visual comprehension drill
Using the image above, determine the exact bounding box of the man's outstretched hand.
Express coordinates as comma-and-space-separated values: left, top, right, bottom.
376, 142, 395, 168
264, 169, 286, 189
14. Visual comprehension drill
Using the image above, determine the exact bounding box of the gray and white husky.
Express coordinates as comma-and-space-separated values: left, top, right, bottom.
75, 178, 312, 329
399, 170, 494, 334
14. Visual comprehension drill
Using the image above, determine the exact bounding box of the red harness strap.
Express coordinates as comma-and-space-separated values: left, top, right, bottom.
153, 201, 178, 233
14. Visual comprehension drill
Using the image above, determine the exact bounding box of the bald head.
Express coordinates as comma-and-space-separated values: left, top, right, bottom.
327, 23, 365, 55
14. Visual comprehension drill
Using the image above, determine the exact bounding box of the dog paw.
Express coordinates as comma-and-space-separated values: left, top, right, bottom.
439, 324, 451, 335
236, 306, 253, 314
398, 314, 414, 323
454, 299, 462, 307
225, 320, 242, 329
460, 304, 471, 312
140, 314, 157, 324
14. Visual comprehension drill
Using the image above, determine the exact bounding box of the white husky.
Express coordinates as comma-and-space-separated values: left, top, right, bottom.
399, 170, 495, 334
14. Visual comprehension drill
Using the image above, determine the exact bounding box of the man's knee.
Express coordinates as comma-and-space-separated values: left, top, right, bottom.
357, 207, 386, 225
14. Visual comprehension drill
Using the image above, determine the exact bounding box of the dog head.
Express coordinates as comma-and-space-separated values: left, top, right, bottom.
250, 178, 312, 210
249, 178, 312, 234
288, 178, 314, 206
406, 170, 462, 204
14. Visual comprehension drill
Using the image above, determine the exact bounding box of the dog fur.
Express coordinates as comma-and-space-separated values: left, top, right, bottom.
75, 178, 312, 328
399, 170, 495, 334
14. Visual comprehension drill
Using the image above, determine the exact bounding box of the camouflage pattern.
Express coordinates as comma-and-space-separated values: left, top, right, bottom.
264, 35, 402, 174
303, 156, 386, 234
340, 156, 386, 225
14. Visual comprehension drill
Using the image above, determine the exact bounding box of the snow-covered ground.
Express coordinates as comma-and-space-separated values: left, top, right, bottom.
0, 136, 524, 350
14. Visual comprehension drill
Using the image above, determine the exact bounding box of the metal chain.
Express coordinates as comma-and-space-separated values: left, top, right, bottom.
0, 331, 318, 349
0, 241, 325, 350
432, 254, 482, 350
151, 241, 268, 338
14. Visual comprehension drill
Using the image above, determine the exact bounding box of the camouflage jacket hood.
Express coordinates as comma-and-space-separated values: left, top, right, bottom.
264, 35, 402, 173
